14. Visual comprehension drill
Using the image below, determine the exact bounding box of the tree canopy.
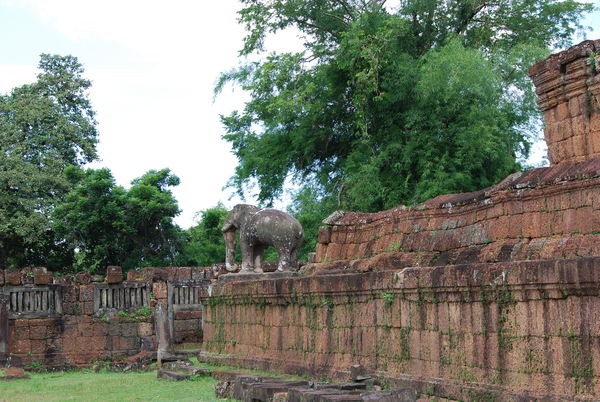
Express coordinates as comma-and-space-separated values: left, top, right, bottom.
53, 168, 182, 272
217, 0, 592, 212
0, 54, 98, 268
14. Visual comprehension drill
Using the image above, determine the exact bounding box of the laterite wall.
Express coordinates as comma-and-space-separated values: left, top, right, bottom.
2, 266, 211, 367
202, 258, 600, 400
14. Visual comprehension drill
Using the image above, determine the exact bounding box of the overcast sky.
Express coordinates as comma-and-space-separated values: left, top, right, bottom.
1, 1, 599, 228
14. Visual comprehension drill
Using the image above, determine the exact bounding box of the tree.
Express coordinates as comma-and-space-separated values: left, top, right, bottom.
53, 167, 182, 273
217, 0, 592, 212
177, 203, 230, 267
0, 54, 98, 268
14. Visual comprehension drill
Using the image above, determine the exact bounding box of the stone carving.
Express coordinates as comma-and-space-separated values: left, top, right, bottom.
222, 204, 303, 273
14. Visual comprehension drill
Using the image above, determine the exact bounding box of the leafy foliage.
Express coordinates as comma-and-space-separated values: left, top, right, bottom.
217, 0, 592, 212
177, 203, 230, 266
53, 167, 182, 272
0, 54, 98, 268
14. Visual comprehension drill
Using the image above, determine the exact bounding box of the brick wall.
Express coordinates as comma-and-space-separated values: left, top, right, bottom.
202, 258, 600, 400
1, 266, 212, 367
312, 158, 600, 272
10, 316, 153, 367
529, 39, 600, 164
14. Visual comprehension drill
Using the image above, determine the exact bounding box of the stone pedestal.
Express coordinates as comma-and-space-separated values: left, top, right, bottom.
218, 271, 300, 284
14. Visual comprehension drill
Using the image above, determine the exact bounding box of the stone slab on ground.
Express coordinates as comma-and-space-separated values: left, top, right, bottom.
218, 271, 300, 283
0, 367, 30, 380
157, 368, 190, 381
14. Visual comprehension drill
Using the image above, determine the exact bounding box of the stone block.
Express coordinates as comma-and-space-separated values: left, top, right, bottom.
153, 282, 168, 300
138, 322, 154, 337
157, 369, 189, 381
106, 266, 123, 284
175, 267, 192, 281
5, 269, 21, 286
79, 285, 94, 302
0, 269, 3, 286
29, 325, 48, 340
33, 267, 52, 285
318, 226, 332, 244
127, 269, 143, 281
173, 311, 202, 320
191, 267, 207, 280
75, 272, 91, 285
0, 367, 30, 380
568, 94, 582, 117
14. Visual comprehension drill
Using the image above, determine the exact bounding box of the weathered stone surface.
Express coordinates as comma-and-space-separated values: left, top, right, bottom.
75, 272, 91, 285
215, 380, 233, 399
222, 204, 303, 272
33, 267, 52, 285
157, 368, 189, 381
0, 367, 30, 380
154, 304, 173, 365
310, 157, 600, 267
5, 269, 21, 285
201, 256, 600, 400
106, 266, 123, 284
362, 389, 416, 401
0, 294, 8, 368
218, 271, 300, 284
529, 39, 600, 165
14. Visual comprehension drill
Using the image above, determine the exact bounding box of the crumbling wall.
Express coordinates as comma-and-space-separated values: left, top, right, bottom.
1, 266, 212, 367
202, 258, 600, 399
313, 158, 600, 270
529, 39, 600, 165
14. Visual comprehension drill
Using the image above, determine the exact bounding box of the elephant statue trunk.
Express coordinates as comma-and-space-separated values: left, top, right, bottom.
224, 230, 236, 271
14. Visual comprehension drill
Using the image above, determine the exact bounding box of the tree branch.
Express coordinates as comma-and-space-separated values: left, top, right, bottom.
332, 0, 356, 21
324, 12, 351, 25
293, 18, 341, 40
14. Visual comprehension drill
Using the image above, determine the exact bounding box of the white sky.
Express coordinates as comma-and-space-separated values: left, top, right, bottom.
0, 0, 599, 228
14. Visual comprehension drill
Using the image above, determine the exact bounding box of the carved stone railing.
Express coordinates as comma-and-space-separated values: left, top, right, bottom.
93, 282, 149, 315
167, 280, 210, 338
0, 286, 63, 319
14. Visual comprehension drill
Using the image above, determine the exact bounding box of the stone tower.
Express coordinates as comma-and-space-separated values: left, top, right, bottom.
529, 39, 600, 164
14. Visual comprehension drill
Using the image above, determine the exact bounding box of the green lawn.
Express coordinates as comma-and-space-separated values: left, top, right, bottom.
0, 370, 229, 401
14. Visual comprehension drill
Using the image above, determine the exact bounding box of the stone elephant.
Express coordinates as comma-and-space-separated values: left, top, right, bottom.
221, 204, 303, 273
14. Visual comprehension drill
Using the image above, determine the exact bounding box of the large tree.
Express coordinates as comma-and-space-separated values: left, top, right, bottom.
0, 54, 98, 268
217, 0, 592, 212
53, 167, 182, 273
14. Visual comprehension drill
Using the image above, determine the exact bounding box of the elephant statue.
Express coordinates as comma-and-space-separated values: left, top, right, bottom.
221, 204, 303, 273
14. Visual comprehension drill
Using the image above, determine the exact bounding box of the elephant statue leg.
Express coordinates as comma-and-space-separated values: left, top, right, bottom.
253, 244, 265, 273
240, 238, 255, 272
277, 244, 299, 272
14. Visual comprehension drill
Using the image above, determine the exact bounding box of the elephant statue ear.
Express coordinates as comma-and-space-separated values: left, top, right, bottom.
222, 222, 235, 232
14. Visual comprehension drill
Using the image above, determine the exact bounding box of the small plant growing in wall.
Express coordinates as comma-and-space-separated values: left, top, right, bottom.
589, 51, 598, 75
381, 292, 394, 305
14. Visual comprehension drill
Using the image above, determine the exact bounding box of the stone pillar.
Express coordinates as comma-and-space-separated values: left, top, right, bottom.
154, 303, 172, 366
529, 39, 600, 165
0, 293, 8, 359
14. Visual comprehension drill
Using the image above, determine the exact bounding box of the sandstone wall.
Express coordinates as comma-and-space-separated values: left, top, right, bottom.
313, 158, 600, 271
202, 258, 600, 400
529, 39, 600, 164
9, 316, 152, 367
1, 266, 212, 367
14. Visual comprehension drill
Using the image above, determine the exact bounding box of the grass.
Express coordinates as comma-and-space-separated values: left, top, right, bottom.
0, 369, 230, 401
0, 359, 303, 401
